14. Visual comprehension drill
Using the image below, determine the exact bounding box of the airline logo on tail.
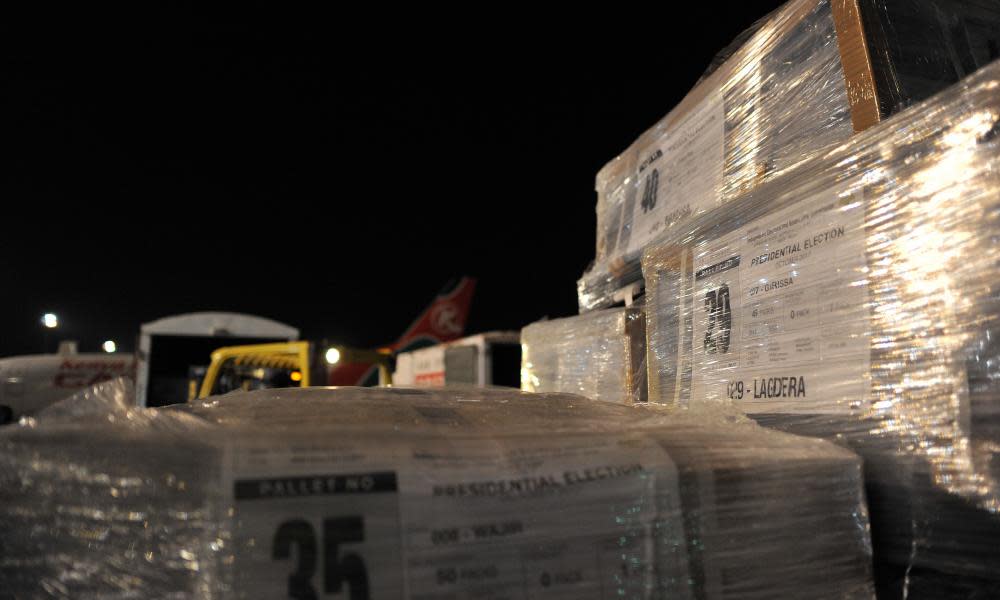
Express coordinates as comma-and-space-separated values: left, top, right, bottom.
431, 303, 463, 337
327, 277, 476, 386
390, 277, 476, 353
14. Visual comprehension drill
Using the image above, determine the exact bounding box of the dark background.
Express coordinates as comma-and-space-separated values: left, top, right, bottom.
4, 4, 785, 356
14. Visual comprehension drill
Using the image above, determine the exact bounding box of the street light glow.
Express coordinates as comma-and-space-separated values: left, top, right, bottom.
325, 347, 341, 365
42, 313, 58, 329
102, 340, 117, 353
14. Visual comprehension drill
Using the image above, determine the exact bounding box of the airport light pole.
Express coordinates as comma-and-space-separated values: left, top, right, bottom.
41, 313, 58, 353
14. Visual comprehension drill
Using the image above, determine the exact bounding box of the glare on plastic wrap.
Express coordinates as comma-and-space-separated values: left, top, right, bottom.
521, 307, 647, 405
641, 60, 1000, 593
0, 380, 875, 598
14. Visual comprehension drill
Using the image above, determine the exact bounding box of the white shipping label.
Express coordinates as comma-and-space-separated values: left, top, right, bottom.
690, 191, 870, 414
625, 91, 725, 256
225, 431, 689, 599
227, 441, 405, 599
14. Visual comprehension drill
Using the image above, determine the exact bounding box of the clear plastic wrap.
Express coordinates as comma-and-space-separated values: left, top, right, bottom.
0, 379, 224, 598
1, 383, 874, 599
580, 0, 1000, 312
520, 307, 647, 404
642, 59, 1000, 598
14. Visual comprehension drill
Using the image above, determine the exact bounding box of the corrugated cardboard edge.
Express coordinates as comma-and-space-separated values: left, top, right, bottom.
832, 0, 881, 132
624, 307, 648, 404
642, 244, 693, 407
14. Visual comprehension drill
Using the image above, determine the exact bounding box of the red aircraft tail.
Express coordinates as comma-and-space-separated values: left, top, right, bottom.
390, 277, 476, 353
327, 277, 476, 386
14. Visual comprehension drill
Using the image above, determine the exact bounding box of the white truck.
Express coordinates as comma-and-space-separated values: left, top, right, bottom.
0, 344, 135, 423
392, 331, 521, 388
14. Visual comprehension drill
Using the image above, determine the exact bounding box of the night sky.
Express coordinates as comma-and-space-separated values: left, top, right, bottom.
4, 4, 785, 356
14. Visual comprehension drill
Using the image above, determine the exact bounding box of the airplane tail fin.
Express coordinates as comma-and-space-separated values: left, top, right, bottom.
390, 277, 476, 353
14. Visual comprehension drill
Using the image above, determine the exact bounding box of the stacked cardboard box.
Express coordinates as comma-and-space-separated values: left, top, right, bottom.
0, 381, 875, 598
6, 3, 998, 599
535, 4, 999, 595
579, 0, 1000, 312
642, 59, 1000, 598
521, 307, 647, 404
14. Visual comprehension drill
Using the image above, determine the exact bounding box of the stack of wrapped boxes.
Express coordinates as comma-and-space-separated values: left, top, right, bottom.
2, 1, 999, 598
523, 0, 1000, 598
578, 0, 1000, 312
643, 61, 1000, 598
1, 381, 877, 598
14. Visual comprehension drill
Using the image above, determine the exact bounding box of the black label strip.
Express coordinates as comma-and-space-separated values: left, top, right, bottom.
235, 471, 398, 500
695, 256, 740, 281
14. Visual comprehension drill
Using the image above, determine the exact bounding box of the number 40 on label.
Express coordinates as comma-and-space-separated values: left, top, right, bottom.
273, 517, 369, 600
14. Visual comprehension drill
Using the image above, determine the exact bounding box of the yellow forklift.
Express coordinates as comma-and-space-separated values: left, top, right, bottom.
192, 341, 394, 399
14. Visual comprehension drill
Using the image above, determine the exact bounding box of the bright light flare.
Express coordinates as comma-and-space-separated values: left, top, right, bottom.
325, 347, 341, 365
102, 340, 117, 353
42, 313, 58, 329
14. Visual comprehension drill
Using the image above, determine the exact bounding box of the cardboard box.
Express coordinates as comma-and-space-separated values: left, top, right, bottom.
521, 307, 647, 404
642, 59, 1000, 599
0, 383, 874, 599
580, 0, 1000, 312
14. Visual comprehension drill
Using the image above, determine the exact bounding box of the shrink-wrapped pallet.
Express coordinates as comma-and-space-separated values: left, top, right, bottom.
0, 380, 874, 599
580, 0, 1000, 311
642, 59, 1000, 598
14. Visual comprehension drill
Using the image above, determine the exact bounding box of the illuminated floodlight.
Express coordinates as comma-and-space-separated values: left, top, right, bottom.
325, 347, 341, 365
42, 313, 58, 329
